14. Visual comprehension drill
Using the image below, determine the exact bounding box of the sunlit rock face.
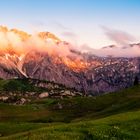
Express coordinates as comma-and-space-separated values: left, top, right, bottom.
0, 26, 139, 95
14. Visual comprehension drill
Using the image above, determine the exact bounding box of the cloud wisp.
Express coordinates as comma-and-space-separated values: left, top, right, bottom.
101, 26, 136, 46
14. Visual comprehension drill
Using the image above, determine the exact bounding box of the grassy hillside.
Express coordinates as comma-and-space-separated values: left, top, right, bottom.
0, 85, 140, 139
0, 78, 69, 92
0, 78, 82, 104
0, 78, 46, 92
1, 110, 140, 140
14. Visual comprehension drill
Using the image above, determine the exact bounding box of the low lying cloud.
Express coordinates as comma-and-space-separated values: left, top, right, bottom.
0, 26, 72, 57
0, 26, 139, 58
61, 31, 78, 46
74, 44, 140, 57
101, 26, 136, 46
91, 45, 140, 57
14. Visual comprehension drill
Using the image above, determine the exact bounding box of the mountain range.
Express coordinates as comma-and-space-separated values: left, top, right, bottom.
0, 26, 140, 95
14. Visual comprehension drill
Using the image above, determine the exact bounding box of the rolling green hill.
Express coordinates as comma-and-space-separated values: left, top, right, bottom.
0, 78, 82, 104
0, 85, 140, 140
0, 78, 73, 92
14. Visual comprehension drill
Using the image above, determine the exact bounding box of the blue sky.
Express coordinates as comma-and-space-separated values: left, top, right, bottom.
0, 0, 140, 48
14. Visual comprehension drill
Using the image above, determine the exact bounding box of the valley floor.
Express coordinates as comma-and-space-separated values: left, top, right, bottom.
0, 85, 140, 140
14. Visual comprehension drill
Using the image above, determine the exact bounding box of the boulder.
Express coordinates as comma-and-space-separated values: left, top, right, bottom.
39, 92, 49, 98
20, 98, 26, 104
0, 96, 9, 101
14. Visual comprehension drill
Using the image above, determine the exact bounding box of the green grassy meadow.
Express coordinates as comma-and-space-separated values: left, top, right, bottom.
0, 85, 140, 140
